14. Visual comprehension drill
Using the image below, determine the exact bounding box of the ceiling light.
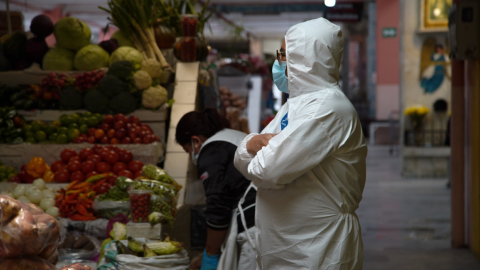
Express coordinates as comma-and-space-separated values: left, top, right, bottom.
325, 0, 336, 8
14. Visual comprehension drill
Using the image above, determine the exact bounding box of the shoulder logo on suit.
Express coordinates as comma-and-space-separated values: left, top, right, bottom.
200, 172, 209, 182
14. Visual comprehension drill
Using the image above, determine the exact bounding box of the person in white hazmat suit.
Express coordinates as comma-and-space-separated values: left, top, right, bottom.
234, 18, 367, 270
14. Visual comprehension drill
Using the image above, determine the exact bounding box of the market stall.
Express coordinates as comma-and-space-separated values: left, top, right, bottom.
0, 0, 225, 268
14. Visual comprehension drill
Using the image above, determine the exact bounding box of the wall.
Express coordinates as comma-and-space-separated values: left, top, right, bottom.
400, 0, 452, 178
376, 0, 400, 120
262, 38, 283, 57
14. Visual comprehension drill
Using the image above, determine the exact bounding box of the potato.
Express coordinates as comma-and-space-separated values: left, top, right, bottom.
24, 214, 59, 256
0, 194, 20, 223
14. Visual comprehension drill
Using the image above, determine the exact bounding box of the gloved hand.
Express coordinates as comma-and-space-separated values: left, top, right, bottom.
200, 249, 220, 270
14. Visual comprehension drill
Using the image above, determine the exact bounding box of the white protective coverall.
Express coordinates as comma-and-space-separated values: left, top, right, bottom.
234, 18, 367, 270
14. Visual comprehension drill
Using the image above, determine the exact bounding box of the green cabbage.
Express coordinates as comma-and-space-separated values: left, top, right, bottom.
110, 46, 143, 69
74, 45, 110, 71
54, 17, 91, 51
42, 47, 75, 71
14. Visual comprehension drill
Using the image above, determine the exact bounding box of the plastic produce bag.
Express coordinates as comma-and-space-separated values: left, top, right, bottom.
0, 195, 60, 263
58, 234, 101, 261
141, 164, 176, 184
0, 256, 57, 270
98, 238, 189, 270
133, 179, 178, 198
93, 200, 130, 219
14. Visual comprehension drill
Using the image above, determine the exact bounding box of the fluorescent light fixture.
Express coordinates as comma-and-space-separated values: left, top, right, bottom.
325, 0, 336, 7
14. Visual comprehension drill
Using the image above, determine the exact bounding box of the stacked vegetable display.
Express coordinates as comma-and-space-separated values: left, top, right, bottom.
51, 146, 143, 183
0, 195, 60, 269
9, 179, 59, 217
0, 159, 18, 182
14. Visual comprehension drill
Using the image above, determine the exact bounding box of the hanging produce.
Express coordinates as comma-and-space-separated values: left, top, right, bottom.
99, 0, 171, 70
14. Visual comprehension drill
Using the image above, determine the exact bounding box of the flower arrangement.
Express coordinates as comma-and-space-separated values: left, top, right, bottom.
405, 105, 430, 145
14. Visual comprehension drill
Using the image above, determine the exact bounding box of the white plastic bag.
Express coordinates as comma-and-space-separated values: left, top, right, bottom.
98, 238, 190, 270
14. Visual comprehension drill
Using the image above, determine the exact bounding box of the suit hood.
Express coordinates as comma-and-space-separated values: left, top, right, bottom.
286, 18, 344, 98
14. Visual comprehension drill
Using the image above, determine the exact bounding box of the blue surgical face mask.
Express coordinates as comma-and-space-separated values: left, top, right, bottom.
191, 140, 200, 166
272, 60, 288, 93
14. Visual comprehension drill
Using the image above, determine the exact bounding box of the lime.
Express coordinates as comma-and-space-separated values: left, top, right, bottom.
69, 123, 79, 129
7, 173, 15, 179
6, 166, 15, 174
78, 117, 87, 126
26, 137, 36, 144
43, 124, 56, 136
94, 113, 104, 124
35, 130, 47, 142
49, 132, 58, 141
0, 173, 5, 179
79, 124, 89, 134
57, 127, 69, 135
86, 116, 99, 127
56, 133, 68, 144
25, 131, 34, 138
69, 113, 80, 124
23, 124, 32, 132
60, 115, 72, 126
83, 111, 93, 118
68, 128, 81, 141
0, 165, 5, 172
52, 120, 62, 127
31, 121, 44, 132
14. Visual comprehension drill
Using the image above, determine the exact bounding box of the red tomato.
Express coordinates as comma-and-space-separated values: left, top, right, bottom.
104, 114, 114, 123
60, 148, 78, 163
154, 136, 161, 142
95, 129, 105, 139
69, 156, 81, 164
98, 149, 110, 160
97, 162, 112, 173
51, 160, 66, 172
134, 170, 143, 179
67, 161, 81, 172
143, 135, 153, 144
92, 145, 104, 154
114, 121, 125, 130
87, 154, 102, 164
112, 162, 127, 173
87, 136, 96, 144
100, 123, 110, 132
128, 115, 141, 125
81, 160, 96, 174
79, 148, 94, 161
106, 175, 117, 185
71, 171, 85, 182
94, 182, 111, 195
137, 130, 146, 139
104, 151, 120, 165
87, 128, 96, 137
54, 169, 70, 183
100, 136, 110, 144
114, 114, 127, 123
110, 138, 120, 144
85, 171, 98, 179
133, 138, 142, 144
118, 170, 133, 178
119, 151, 133, 163
134, 126, 142, 134
125, 123, 132, 130
107, 129, 116, 139
115, 128, 127, 139
121, 137, 131, 144
80, 134, 88, 139
73, 137, 85, 143
128, 160, 144, 173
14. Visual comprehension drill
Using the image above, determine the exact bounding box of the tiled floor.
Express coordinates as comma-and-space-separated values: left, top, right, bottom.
358, 146, 480, 270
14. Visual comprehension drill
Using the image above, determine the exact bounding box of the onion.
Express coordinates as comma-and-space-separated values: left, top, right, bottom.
0, 191, 14, 198
46, 207, 59, 218
33, 179, 46, 190
17, 196, 31, 204
26, 185, 38, 194
26, 187, 43, 205
13, 185, 26, 199
42, 189, 55, 199
39, 198, 55, 211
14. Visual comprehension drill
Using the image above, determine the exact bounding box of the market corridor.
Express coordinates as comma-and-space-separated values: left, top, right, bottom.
358, 146, 480, 270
